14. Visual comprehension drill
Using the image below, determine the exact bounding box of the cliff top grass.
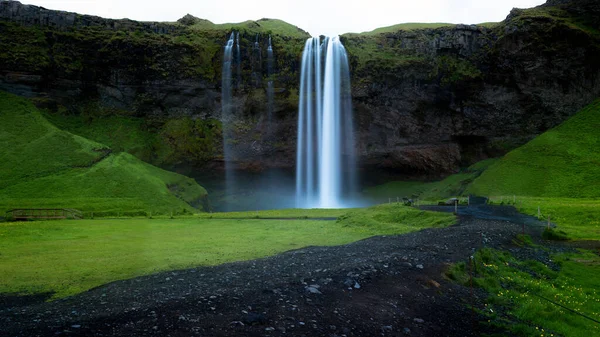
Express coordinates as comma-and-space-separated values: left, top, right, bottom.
356, 22, 456, 36
186, 17, 309, 39
0, 91, 207, 214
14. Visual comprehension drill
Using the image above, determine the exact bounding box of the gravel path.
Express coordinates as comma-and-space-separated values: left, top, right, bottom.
0, 206, 547, 337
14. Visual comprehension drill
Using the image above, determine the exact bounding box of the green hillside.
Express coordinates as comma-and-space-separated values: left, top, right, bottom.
0, 91, 207, 215
363, 158, 498, 202
467, 100, 600, 198
359, 22, 455, 35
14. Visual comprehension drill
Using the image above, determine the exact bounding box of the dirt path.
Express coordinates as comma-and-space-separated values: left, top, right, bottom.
0, 206, 547, 337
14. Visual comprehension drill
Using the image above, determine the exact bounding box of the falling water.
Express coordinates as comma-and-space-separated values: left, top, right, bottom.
235, 32, 241, 89
266, 35, 274, 133
252, 34, 262, 87
222, 32, 236, 210
296, 36, 356, 208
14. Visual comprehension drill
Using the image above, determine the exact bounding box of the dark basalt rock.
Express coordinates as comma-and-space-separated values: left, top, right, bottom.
0, 0, 599, 178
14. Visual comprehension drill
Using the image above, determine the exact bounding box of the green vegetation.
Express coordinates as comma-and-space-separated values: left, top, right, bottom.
187, 18, 309, 39
447, 248, 600, 337
0, 22, 49, 72
431, 55, 483, 85
506, 5, 600, 38
42, 111, 157, 161
0, 206, 455, 298
363, 159, 498, 203
337, 203, 455, 235
501, 197, 600, 241
196, 208, 351, 219
359, 22, 455, 35
0, 91, 207, 214
468, 100, 600, 198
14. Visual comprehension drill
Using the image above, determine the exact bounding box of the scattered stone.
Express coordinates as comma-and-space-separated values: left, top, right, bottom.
416, 264, 424, 269
230, 321, 245, 326
403, 327, 411, 335
354, 282, 361, 289
265, 327, 275, 331
381, 325, 393, 332
343, 278, 354, 287
413, 318, 424, 324
329, 325, 337, 330
71, 325, 81, 329
305, 286, 322, 294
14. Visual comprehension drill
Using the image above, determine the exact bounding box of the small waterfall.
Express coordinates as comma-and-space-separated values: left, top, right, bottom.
296, 36, 356, 209
235, 32, 241, 89
252, 34, 262, 87
222, 32, 236, 210
266, 35, 274, 134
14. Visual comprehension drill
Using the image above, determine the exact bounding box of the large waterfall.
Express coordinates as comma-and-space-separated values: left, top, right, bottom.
296, 36, 356, 209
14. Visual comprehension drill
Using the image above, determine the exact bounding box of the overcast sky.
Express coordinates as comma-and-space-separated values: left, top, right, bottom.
20, 0, 546, 36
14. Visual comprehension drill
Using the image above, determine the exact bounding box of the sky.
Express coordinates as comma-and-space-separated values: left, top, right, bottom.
20, 0, 547, 36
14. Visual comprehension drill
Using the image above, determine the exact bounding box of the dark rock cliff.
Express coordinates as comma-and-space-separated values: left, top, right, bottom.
1, 0, 599, 179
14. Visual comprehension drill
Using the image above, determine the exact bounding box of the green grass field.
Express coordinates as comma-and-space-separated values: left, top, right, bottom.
448, 248, 600, 337
0, 205, 454, 298
0, 91, 207, 214
486, 197, 600, 241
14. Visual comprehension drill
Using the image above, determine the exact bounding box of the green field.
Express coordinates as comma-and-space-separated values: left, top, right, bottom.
448, 248, 600, 337
0, 91, 207, 214
0, 205, 455, 298
487, 197, 600, 241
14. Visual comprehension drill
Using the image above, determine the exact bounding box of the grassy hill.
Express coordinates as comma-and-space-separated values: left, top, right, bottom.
467, 100, 600, 198
359, 22, 455, 35
0, 91, 207, 215
363, 158, 498, 203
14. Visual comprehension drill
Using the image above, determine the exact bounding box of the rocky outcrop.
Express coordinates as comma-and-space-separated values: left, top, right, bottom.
0, 0, 178, 33
0, 0, 599, 178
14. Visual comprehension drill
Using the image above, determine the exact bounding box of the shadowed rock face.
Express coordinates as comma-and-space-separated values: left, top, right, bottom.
1, 0, 599, 178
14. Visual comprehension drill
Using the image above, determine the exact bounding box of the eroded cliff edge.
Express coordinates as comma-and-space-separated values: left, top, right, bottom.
1, 0, 599, 178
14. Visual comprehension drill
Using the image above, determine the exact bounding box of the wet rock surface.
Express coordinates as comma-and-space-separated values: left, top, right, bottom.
0, 206, 552, 336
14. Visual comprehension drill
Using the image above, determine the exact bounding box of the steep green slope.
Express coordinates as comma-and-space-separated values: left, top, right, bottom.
0, 91, 207, 214
467, 100, 600, 198
363, 159, 498, 202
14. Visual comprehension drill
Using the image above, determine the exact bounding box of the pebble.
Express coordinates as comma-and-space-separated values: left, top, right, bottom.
306, 286, 322, 294
416, 264, 424, 269
381, 325, 393, 332
71, 325, 81, 329
403, 327, 411, 335
413, 318, 424, 324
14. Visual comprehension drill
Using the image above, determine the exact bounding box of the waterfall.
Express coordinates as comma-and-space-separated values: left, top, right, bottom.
266, 35, 274, 133
222, 32, 236, 210
252, 34, 262, 87
235, 32, 241, 89
296, 36, 356, 209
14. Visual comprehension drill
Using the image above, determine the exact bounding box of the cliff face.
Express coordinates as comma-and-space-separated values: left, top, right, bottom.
1, 0, 599, 178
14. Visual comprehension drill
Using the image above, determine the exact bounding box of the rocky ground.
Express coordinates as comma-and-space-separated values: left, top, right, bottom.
0, 206, 557, 337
